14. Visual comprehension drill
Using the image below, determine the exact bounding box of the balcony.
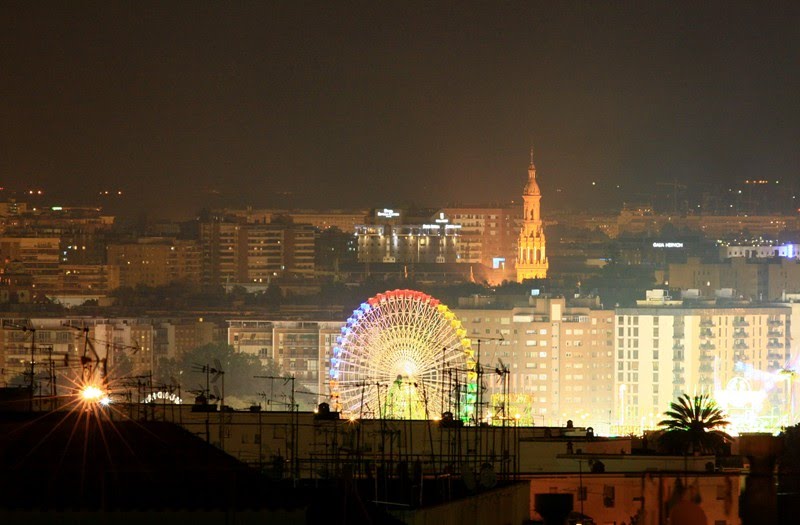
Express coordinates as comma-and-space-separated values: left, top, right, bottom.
734, 353, 749, 362
700, 318, 716, 327
673, 377, 686, 385
767, 340, 784, 349
673, 366, 685, 374
699, 364, 714, 373
699, 354, 714, 362
733, 341, 749, 350
733, 318, 750, 327
673, 332, 685, 340
700, 328, 715, 338
673, 343, 685, 351
768, 329, 784, 338
733, 329, 749, 338
768, 318, 783, 327
699, 342, 716, 351
672, 352, 684, 362
767, 352, 783, 361
699, 377, 714, 385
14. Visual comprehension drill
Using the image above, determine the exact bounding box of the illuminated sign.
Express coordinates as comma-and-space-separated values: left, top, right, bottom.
143, 391, 183, 404
652, 242, 684, 248
434, 212, 449, 223
376, 208, 400, 218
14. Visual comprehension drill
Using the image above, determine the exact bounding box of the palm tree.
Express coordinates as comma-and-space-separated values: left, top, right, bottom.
658, 393, 732, 455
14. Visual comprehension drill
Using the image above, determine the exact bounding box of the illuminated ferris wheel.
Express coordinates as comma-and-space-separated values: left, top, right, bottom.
329, 289, 476, 420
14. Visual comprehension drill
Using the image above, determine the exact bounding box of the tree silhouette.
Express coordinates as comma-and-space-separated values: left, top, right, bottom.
658, 393, 731, 455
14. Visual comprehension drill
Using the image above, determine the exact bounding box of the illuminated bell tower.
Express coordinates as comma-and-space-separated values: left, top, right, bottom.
516, 149, 548, 281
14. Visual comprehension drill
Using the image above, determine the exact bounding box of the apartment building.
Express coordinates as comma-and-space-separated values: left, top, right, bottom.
0, 318, 79, 388
666, 257, 800, 302
614, 303, 792, 433
0, 237, 61, 291
454, 297, 615, 430
201, 218, 315, 287
227, 320, 343, 404
107, 238, 201, 288
216, 208, 368, 233
442, 205, 518, 268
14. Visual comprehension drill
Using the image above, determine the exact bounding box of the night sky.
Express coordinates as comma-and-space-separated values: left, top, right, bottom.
1, 2, 798, 218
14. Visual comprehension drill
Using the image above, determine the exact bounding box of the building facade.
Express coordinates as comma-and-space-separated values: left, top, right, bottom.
442, 205, 518, 269
201, 217, 316, 287
227, 319, 343, 403
614, 303, 792, 433
666, 257, 800, 301
455, 297, 614, 430
107, 238, 201, 289
355, 209, 460, 264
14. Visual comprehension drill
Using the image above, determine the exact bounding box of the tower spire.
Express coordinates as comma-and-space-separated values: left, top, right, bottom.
517, 148, 547, 281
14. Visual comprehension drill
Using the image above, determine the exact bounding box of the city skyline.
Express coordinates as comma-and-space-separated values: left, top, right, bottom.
1, 3, 799, 218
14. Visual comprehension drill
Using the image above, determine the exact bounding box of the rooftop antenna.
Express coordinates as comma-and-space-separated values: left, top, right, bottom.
2, 320, 36, 411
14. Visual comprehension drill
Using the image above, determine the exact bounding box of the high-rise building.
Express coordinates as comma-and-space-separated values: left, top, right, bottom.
455, 297, 614, 429
0, 237, 61, 292
516, 151, 548, 281
613, 302, 792, 433
200, 216, 316, 287
443, 205, 518, 271
107, 238, 201, 288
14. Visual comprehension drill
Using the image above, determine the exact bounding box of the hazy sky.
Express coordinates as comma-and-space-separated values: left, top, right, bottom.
1, 2, 798, 217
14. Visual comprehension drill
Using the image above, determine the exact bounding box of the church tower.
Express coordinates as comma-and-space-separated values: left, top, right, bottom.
516, 149, 548, 281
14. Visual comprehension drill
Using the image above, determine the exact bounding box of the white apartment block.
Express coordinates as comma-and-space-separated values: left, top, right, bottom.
614, 305, 793, 433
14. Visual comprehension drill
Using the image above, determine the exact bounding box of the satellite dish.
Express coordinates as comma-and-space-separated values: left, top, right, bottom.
462, 466, 477, 492
479, 463, 497, 489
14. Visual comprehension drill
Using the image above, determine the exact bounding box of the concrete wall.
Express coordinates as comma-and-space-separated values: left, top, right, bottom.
391, 482, 530, 525
528, 472, 740, 525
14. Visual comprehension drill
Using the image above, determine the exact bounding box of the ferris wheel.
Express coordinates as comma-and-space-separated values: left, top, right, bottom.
329, 289, 477, 420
